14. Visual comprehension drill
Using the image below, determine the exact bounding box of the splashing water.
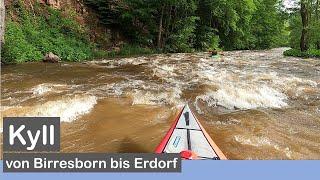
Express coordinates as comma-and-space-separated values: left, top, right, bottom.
1, 48, 320, 159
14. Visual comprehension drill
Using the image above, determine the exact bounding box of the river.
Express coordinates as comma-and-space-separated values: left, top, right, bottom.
1, 48, 320, 159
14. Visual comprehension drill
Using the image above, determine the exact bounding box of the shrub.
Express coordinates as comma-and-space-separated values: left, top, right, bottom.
96, 44, 154, 59
1, 2, 95, 63
2, 21, 42, 63
284, 49, 320, 58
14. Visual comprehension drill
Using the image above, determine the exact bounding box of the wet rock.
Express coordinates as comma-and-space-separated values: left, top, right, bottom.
43, 52, 61, 63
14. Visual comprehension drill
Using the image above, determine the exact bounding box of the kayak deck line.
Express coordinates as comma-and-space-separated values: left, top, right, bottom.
155, 104, 227, 160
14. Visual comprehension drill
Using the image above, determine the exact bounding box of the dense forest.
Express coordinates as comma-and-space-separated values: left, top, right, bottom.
0, 0, 319, 63
84, 0, 288, 51
284, 0, 320, 57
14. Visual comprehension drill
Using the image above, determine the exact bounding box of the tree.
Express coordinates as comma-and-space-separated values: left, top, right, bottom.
251, 0, 285, 49
300, 0, 309, 51
0, 0, 5, 46
157, 4, 164, 49
84, 0, 287, 52
310, 0, 320, 49
194, 0, 219, 51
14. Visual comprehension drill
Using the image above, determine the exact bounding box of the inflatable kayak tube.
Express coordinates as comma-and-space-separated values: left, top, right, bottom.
155, 104, 227, 160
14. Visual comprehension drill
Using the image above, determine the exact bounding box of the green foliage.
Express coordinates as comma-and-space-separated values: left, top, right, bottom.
94, 44, 154, 58
309, 19, 320, 47
2, 1, 95, 63
284, 48, 320, 58
194, 0, 219, 51
118, 0, 157, 45
83, 0, 288, 52
288, 0, 320, 51
113, 44, 154, 57
195, 25, 220, 51
2, 0, 297, 63
288, 13, 303, 49
217, 0, 256, 50
165, 16, 198, 52
84, 0, 121, 26
250, 0, 287, 49
2, 21, 42, 63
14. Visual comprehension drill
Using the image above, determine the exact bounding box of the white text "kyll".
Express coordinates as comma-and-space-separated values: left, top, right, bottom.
9, 125, 55, 150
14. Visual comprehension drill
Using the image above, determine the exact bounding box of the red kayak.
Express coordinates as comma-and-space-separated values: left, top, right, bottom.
155, 104, 227, 160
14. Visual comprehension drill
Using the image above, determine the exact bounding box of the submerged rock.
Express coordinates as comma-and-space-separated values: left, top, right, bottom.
43, 52, 61, 63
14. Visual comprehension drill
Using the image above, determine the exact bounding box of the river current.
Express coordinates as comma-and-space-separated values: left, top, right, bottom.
1, 48, 320, 159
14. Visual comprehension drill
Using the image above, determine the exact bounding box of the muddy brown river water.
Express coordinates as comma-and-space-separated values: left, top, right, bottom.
1, 48, 320, 159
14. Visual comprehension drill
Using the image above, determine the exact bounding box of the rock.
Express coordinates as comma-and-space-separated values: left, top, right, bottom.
112, 47, 121, 52
43, 52, 61, 63
44, 0, 61, 9
209, 50, 218, 56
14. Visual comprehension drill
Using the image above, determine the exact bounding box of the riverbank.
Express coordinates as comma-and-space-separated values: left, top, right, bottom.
284, 49, 320, 58
2, 0, 292, 64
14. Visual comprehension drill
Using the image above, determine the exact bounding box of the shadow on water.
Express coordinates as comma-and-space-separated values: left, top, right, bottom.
118, 137, 149, 153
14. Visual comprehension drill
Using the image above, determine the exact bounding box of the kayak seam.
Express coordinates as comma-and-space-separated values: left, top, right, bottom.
189, 107, 221, 159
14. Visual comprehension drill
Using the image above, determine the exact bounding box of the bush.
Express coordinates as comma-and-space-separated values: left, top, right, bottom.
1, 2, 95, 63
308, 49, 320, 57
165, 16, 198, 53
284, 49, 320, 58
2, 21, 43, 63
116, 44, 154, 56
93, 44, 155, 59
195, 25, 220, 51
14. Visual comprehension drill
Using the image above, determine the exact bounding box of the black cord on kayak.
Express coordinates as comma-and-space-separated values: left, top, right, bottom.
184, 112, 190, 126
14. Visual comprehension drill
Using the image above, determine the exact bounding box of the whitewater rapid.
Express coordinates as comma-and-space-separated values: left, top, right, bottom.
1, 48, 319, 159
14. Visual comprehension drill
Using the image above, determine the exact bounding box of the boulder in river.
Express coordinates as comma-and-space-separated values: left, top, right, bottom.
209, 50, 218, 56
43, 52, 61, 63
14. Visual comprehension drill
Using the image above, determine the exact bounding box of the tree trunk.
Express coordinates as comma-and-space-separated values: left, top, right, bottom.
316, 0, 319, 19
162, 5, 172, 48
0, 0, 5, 46
300, 0, 309, 52
316, 0, 320, 49
157, 5, 164, 49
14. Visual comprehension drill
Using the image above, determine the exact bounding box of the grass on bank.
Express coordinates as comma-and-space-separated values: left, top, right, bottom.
284, 48, 320, 58
1, 1, 96, 63
94, 44, 155, 59
1, 1, 154, 64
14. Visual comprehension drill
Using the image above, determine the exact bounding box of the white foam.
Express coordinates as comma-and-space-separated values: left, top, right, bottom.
32, 83, 66, 95
32, 84, 52, 95
153, 64, 177, 78
25, 95, 97, 122
131, 88, 182, 106
87, 50, 317, 111
234, 135, 293, 159
234, 135, 274, 147
196, 85, 288, 110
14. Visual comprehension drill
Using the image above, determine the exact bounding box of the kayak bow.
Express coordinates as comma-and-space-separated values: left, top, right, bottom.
155, 104, 227, 160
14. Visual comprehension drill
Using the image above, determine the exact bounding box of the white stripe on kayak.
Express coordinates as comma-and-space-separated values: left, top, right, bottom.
163, 105, 219, 159
176, 105, 201, 130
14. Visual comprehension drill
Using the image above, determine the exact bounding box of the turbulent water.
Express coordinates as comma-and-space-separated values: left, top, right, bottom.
1, 48, 320, 159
